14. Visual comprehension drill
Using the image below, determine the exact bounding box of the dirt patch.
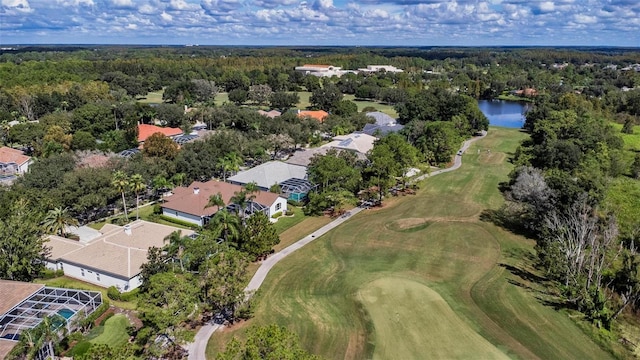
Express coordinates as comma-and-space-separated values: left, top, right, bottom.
94, 307, 115, 327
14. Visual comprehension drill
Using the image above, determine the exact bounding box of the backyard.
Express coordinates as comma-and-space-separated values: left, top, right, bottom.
206, 127, 623, 359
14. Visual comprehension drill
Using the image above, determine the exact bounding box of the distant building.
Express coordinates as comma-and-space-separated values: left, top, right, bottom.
357, 65, 403, 73
137, 124, 183, 143
323, 133, 377, 156
297, 110, 329, 123
258, 110, 282, 119
294, 64, 354, 78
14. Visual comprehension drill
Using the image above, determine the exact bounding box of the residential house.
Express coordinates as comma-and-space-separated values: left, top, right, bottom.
0, 280, 102, 359
0, 146, 32, 176
137, 124, 183, 143
46, 220, 194, 291
228, 161, 313, 202
161, 180, 288, 226
297, 110, 329, 123
362, 112, 405, 136
258, 110, 282, 119
322, 133, 377, 157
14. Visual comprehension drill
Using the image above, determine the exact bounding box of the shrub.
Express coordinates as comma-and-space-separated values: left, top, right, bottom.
158, 215, 200, 229
271, 211, 283, 219
107, 286, 121, 301
41, 268, 64, 279
153, 204, 162, 214
287, 199, 304, 207
81, 301, 110, 329
69, 341, 92, 357
119, 288, 139, 302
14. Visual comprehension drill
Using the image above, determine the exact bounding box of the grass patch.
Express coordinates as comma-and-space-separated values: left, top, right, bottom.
610, 122, 640, 151
137, 89, 164, 104
604, 177, 640, 235
272, 207, 305, 234
38, 277, 137, 310
87, 314, 131, 347
207, 127, 622, 360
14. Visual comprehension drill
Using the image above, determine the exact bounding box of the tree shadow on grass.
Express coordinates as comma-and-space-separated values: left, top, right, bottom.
500, 263, 568, 310
479, 207, 537, 239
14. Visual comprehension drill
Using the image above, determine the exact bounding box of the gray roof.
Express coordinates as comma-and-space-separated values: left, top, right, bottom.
228, 161, 308, 190
366, 111, 397, 126
362, 123, 405, 136
285, 148, 330, 167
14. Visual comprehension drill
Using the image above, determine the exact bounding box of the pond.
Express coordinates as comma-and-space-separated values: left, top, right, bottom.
478, 100, 531, 128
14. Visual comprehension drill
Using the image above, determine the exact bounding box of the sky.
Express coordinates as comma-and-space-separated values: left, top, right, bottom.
1, 0, 639, 46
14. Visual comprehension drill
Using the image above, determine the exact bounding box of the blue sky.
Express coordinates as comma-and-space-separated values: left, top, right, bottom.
1, 0, 639, 46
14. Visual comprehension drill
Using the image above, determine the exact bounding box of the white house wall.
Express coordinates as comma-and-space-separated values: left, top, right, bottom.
57, 261, 136, 291
269, 197, 288, 218
162, 208, 203, 227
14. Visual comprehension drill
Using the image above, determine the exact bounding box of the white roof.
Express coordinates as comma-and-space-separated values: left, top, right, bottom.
322, 133, 377, 154
228, 161, 308, 189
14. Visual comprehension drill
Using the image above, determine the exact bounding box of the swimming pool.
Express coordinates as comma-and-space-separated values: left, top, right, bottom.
57, 308, 75, 319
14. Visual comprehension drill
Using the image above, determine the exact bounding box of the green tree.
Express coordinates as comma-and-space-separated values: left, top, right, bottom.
142, 132, 179, 160
163, 230, 190, 272
270, 91, 299, 111
112, 170, 129, 220
209, 209, 241, 244
228, 89, 248, 106
217, 324, 320, 360
137, 272, 199, 348
310, 83, 342, 110
43, 207, 78, 236
366, 142, 400, 202
206, 192, 225, 212
199, 248, 249, 323
632, 153, 640, 179
0, 200, 46, 281
152, 175, 172, 202
240, 212, 280, 259
129, 174, 145, 220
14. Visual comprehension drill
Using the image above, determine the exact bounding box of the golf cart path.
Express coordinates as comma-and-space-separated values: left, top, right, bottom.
187, 131, 487, 360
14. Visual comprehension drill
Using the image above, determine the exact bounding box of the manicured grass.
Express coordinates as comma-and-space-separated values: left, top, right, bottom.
137, 89, 164, 104
272, 206, 305, 234
87, 314, 131, 347
38, 277, 137, 310
207, 127, 621, 360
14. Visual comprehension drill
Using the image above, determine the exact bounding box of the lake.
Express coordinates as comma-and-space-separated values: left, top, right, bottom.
478, 100, 531, 128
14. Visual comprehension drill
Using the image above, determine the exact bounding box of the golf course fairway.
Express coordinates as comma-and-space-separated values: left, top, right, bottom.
358, 277, 509, 359
207, 127, 616, 360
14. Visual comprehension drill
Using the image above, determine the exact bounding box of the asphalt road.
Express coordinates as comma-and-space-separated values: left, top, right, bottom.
187, 131, 487, 360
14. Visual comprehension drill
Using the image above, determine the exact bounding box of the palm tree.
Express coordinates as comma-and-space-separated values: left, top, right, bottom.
206, 192, 225, 212
163, 230, 189, 271
152, 175, 172, 202
129, 174, 146, 220
209, 209, 241, 245
171, 172, 187, 187
112, 171, 129, 220
43, 207, 79, 236
217, 157, 232, 182
230, 190, 254, 220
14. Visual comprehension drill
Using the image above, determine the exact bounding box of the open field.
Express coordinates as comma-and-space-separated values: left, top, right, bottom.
207, 127, 620, 360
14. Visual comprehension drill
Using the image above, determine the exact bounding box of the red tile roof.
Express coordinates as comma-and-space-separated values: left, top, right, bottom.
137, 124, 183, 142
297, 110, 329, 123
0, 146, 30, 166
162, 180, 280, 217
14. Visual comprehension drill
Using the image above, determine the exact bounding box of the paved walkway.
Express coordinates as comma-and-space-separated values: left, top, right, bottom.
187, 131, 487, 360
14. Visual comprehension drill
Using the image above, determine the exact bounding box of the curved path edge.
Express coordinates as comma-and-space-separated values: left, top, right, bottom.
187, 131, 487, 360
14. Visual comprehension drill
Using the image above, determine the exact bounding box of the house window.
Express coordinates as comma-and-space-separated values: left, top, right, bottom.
81, 269, 85, 277
96, 273, 101, 281
275, 202, 281, 211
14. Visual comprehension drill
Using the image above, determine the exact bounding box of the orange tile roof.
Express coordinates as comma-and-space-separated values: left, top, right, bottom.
0, 146, 30, 166
297, 110, 329, 123
137, 124, 183, 142
162, 180, 280, 217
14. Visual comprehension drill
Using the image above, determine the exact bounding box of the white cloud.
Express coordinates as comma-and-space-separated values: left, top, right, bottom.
139, 4, 156, 14
538, 1, 554, 13
56, 0, 94, 6
574, 14, 597, 24
160, 11, 173, 21
112, 0, 132, 6
2, 0, 32, 13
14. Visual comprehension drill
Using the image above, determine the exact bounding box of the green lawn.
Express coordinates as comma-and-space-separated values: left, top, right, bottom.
87, 314, 131, 347
137, 89, 164, 104
272, 206, 306, 234
207, 127, 623, 360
